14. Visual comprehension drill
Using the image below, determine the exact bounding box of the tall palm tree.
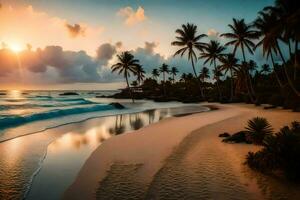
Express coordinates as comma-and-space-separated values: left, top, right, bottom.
111, 51, 140, 103
159, 63, 170, 96
254, 11, 284, 88
265, 0, 300, 69
200, 40, 225, 100
219, 54, 240, 100
262, 4, 300, 96
170, 67, 179, 83
135, 64, 145, 86
171, 23, 207, 98
199, 67, 210, 83
151, 69, 160, 80
221, 18, 258, 102
233, 66, 253, 97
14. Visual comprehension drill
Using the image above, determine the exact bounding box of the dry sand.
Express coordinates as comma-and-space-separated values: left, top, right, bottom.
64, 103, 300, 200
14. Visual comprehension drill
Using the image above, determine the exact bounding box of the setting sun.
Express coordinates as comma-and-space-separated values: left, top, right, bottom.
9, 43, 23, 53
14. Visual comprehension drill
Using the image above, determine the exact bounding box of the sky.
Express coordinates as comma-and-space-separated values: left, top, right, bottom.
0, 0, 274, 90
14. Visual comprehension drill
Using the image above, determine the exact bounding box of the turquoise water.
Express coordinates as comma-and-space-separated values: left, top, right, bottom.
0, 90, 208, 200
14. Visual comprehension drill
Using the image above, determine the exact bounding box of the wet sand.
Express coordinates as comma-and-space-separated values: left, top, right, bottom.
64, 103, 300, 200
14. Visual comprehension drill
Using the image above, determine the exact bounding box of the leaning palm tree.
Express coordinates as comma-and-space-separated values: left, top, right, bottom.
135, 64, 145, 86
151, 69, 160, 80
171, 23, 207, 98
257, 8, 300, 96
219, 54, 240, 101
221, 18, 258, 102
111, 51, 139, 103
264, 0, 300, 79
254, 11, 284, 88
170, 67, 179, 83
159, 63, 170, 96
200, 40, 225, 100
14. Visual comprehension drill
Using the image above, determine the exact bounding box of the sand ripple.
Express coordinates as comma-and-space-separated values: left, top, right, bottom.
96, 163, 147, 200
145, 123, 257, 200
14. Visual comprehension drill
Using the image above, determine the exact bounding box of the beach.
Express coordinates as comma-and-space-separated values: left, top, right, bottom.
0, 92, 209, 200
65, 103, 300, 200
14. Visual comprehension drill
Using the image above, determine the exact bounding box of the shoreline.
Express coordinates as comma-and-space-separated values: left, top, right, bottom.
64, 103, 300, 200
21, 103, 209, 200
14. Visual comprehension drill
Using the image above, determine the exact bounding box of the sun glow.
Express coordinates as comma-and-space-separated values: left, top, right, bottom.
9, 43, 23, 53
9, 90, 22, 99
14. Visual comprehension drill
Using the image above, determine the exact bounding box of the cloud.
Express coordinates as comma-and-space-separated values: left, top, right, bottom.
65, 23, 85, 38
0, 41, 200, 86
131, 41, 194, 76
117, 6, 147, 26
0, 4, 104, 55
0, 43, 126, 85
96, 43, 117, 65
207, 29, 220, 40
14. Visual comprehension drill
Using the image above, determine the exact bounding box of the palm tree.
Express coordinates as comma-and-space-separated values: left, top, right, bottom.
200, 40, 225, 100
260, 64, 271, 75
171, 23, 207, 98
254, 11, 284, 88
111, 51, 140, 103
170, 67, 179, 83
265, 0, 300, 77
199, 67, 210, 83
219, 54, 240, 100
135, 64, 145, 85
151, 69, 160, 80
212, 68, 223, 83
221, 18, 258, 102
255, 8, 300, 96
180, 73, 187, 83
159, 63, 169, 96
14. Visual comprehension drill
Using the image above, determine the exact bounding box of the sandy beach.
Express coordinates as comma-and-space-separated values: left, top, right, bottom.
64, 103, 300, 200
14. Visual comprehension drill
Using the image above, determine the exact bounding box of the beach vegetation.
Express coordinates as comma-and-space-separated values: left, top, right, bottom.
245, 117, 273, 145
110, 0, 300, 110
246, 121, 300, 181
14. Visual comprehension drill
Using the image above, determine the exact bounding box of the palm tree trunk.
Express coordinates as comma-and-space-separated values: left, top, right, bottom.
241, 45, 256, 102
163, 72, 166, 96
191, 58, 204, 98
288, 40, 293, 58
230, 68, 234, 101
213, 59, 222, 101
173, 74, 175, 84
125, 73, 135, 103
270, 51, 284, 88
276, 42, 300, 97
294, 40, 298, 80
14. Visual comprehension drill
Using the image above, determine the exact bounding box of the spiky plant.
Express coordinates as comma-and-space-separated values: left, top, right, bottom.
245, 117, 273, 145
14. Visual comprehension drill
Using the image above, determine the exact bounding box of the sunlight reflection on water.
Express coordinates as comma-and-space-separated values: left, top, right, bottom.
0, 105, 207, 200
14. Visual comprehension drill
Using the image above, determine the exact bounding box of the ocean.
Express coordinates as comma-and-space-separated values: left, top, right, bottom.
0, 90, 209, 200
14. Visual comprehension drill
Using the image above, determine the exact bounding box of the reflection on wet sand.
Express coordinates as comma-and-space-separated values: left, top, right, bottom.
26, 105, 208, 200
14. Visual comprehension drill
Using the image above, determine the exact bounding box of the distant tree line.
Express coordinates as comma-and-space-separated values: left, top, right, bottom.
111, 0, 299, 111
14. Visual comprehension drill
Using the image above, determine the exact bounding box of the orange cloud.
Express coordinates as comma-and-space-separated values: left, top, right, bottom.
207, 29, 220, 40
117, 6, 147, 26
65, 23, 86, 38
0, 4, 104, 55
